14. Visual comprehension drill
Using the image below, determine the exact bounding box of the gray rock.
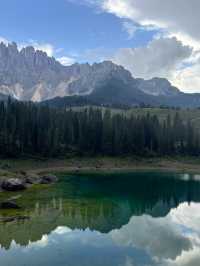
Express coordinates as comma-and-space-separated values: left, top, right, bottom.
20, 170, 27, 176
136, 77, 180, 97
25, 173, 58, 185
2, 178, 26, 191
25, 174, 42, 185
0, 42, 181, 102
40, 174, 58, 184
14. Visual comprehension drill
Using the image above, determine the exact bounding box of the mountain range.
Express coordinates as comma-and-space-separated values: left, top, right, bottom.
0, 42, 200, 107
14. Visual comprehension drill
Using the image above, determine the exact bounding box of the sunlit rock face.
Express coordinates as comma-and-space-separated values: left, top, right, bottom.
0, 42, 181, 102
0, 43, 134, 102
136, 77, 180, 97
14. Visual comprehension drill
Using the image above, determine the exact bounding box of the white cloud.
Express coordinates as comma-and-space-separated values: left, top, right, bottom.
0, 37, 9, 45
170, 202, 200, 234
111, 36, 200, 93
168, 246, 200, 266
112, 37, 192, 84
3, 0, 200, 92
57, 56, 75, 66
110, 214, 191, 261
165, 203, 200, 266
83, 0, 200, 92
123, 21, 137, 39
32, 43, 54, 57
170, 63, 200, 93
93, 0, 200, 49
110, 202, 200, 266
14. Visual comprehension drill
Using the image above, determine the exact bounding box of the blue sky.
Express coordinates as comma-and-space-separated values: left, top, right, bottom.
1, 0, 200, 92
0, 0, 157, 62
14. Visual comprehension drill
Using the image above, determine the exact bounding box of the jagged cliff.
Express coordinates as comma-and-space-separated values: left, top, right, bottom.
0, 42, 181, 103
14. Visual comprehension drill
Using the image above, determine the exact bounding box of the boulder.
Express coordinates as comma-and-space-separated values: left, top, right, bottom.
2, 178, 26, 191
20, 170, 28, 176
25, 174, 42, 185
40, 174, 58, 184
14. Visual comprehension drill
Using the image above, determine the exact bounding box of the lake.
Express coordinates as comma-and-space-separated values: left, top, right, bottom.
0, 171, 200, 266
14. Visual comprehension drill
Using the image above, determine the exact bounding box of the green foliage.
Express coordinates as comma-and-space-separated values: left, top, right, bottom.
0, 99, 199, 157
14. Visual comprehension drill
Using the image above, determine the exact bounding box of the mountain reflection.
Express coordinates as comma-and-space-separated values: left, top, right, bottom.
0, 171, 200, 253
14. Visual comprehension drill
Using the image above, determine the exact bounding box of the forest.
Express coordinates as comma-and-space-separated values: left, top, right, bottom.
0, 98, 199, 158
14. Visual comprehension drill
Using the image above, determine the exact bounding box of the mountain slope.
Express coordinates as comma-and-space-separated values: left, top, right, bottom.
1, 42, 200, 108
0, 42, 180, 103
0, 42, 99, 101
44, 81, 200, 109
136, 77, 180, 97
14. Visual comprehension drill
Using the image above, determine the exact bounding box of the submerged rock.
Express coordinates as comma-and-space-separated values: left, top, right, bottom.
0, 216, 29, 223
2, 178, 26, 191
0, 201, 21, 209
0, 195, 22, 209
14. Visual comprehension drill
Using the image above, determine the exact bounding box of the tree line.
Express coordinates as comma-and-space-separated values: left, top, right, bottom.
0, 98, 199, 157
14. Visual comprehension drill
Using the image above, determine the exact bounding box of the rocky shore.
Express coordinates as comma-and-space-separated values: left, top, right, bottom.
0, 173, 58, 212
0, 173, 58, 192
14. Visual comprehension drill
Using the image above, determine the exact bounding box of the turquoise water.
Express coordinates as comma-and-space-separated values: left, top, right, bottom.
0, 171, 200, 266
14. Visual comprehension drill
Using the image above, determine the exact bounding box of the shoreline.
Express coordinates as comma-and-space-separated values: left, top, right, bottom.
0, 157, 200, 194
1, 157, 200, 175
31, 164, 200, 175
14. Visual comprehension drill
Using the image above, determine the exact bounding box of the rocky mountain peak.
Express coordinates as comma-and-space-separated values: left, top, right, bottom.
20, 46, 35, 57
0, 42, 182, 102
136, 77, 180, 97
7, 42, 18, 54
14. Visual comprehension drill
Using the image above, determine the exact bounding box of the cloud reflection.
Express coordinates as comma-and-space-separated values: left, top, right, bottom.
1, 202, 200, 266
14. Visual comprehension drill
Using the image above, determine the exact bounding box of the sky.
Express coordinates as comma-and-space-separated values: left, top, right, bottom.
1, 0, 200, 93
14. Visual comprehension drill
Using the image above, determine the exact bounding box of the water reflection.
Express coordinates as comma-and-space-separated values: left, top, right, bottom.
0, 172, 200, 266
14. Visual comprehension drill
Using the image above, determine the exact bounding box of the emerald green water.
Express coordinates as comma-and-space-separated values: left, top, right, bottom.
0, 171, 200, 266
